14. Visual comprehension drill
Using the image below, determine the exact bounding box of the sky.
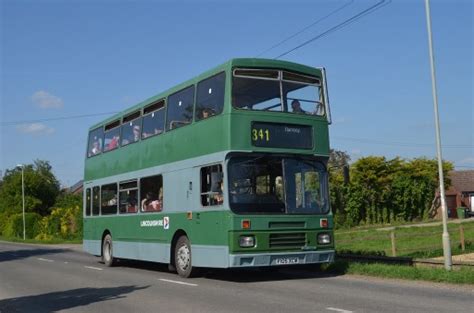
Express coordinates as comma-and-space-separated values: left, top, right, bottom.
1, 0, 473, 187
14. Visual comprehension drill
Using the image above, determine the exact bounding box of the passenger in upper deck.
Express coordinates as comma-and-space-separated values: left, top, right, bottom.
291, 100, 306, 114
107, 135, 119, 150
91, 136, 101, 155
132, 125, 141, 142
201, 108, 215, 119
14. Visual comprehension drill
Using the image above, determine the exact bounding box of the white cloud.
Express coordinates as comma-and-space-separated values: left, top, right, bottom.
31, 90, 64, 109
16, 123, 55, 135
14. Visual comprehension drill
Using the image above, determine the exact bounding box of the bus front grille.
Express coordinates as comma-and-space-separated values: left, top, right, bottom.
269, 233, 306, 249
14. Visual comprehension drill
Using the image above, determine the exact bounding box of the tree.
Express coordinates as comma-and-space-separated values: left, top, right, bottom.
0, 160, 60, 216
328, 149, 351, 226
340, 156, 453, 226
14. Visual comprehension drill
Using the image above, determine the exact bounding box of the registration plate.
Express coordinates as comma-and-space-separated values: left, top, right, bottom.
275, 257, 299, 265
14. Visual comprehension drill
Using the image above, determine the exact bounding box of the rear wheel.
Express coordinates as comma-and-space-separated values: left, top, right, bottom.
174, 236, 198, 278
102, 234, 115, 267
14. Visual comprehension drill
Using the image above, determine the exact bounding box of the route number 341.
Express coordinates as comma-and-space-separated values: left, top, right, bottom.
252, 128, 270, 142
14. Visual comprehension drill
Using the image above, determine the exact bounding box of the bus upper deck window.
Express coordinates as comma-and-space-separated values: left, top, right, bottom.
196, 72, 225, 121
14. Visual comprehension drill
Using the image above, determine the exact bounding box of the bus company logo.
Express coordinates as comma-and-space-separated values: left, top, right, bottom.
140, 220, 163, 227
163, 216, 170, 230
284, 127, 301, 134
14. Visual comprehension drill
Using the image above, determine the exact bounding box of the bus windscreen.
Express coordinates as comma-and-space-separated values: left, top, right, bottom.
228, 156, 329, 215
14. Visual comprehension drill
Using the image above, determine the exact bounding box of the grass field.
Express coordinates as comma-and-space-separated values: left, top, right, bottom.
335, 220, 474, 259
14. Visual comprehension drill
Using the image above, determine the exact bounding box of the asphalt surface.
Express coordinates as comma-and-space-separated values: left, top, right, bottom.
0, 241, 472, 313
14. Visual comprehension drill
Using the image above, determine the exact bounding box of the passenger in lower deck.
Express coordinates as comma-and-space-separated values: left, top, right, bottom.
126, 195, 137, 213
141, 192, 162, 212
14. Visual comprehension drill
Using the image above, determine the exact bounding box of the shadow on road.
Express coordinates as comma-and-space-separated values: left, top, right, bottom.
0, 248, 67, 263
0, 285, 149, 313
202, 264, 348, 283
112, 258, 347, 283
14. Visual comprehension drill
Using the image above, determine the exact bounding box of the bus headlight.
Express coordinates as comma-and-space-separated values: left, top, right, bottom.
239, 235, 255, 248
317, 233, 331, 245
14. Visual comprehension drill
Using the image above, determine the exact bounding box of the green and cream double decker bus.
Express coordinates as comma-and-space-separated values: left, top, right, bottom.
83, 58, 335, 277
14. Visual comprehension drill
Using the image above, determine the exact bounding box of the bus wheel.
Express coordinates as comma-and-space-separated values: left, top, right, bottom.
174, 236, 197, 278
102, 234, 115, 267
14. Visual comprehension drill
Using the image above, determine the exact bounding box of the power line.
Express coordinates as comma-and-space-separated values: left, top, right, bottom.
275, 0, 391, 59
1, 111, 120, 126
256, 0, 355, 57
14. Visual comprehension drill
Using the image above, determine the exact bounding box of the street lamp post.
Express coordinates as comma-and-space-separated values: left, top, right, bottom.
424, 0, 452, 270
17, 164, 26, 240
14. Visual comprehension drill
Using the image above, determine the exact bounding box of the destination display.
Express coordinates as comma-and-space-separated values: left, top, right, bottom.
251, 122, 313, 149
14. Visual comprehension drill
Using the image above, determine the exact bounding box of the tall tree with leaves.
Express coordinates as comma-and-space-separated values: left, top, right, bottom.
328, 149, 351, 226
0, 160, 60, 216
342, 156, 453, 226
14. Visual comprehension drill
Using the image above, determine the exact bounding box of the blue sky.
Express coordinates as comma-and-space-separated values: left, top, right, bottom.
1, 0, 472, 187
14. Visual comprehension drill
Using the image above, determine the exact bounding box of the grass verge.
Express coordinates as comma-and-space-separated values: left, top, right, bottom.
324, 260, 474, 285
335, 220, 474, 258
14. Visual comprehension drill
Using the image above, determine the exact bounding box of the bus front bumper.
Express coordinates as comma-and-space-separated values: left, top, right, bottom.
228, 250, 335, 268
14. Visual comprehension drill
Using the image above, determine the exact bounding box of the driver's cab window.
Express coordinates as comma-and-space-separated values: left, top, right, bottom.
294, 171, 323, 211
201, 165, 223, 206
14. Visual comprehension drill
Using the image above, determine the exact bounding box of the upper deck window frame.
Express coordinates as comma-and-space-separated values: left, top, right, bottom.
232, 68, 324, 116
142, 99, 166, 140
166, 85, 195, 131
195, 71, 226, 122
121, 111, 142, 147
103, 119, 121, 153
87, 126, 104, 158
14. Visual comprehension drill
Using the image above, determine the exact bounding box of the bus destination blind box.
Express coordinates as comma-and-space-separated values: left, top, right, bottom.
251, 122, 313, 149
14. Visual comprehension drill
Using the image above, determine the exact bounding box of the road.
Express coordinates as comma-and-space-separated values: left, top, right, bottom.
0, 241, 472, 313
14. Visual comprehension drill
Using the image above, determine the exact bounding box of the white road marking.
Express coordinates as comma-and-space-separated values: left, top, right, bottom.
84, 266, 103, 271
159, 278, 198, 287
37, 258, 54, 262
327, 308, 353, 313
64, 261, 69, 264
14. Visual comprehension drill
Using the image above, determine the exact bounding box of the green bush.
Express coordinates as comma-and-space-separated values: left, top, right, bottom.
331, 157, 453, 227
0, 212, 9, 235
35, 206, 82, 240
3, 213, 42, 239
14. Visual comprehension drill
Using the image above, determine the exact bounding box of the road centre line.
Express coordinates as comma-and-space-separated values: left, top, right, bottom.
37, 258, 54, 262
159, 278, 198, 287
84, 266, 103, 271
326, 307, 353, 313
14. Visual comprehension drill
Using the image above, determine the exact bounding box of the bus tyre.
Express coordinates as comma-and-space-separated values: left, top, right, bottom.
102, 234, 115, 267
175, 236, 198, 278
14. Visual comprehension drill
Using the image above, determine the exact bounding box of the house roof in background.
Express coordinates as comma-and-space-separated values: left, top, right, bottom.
448, 170, 474, 193
69, 180, 83, 194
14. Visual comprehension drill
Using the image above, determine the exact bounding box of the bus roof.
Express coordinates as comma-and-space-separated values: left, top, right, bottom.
89, 58, 322, 131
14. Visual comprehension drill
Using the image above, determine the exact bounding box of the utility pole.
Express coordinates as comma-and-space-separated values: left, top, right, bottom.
424, 0, 452, 270
17, 164, 26, 240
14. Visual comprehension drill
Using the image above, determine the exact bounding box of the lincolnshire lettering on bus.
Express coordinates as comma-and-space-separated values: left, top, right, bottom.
284, 127, 301, 134
140, 220, 163, 227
